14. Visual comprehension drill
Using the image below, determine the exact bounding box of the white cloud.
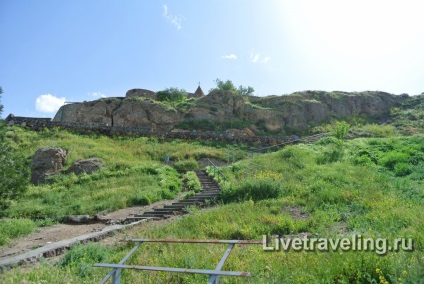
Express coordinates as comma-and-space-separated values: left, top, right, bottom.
250, 50, 270, 63
262, 56, 271, 63
221, 54, 238, 60
88, 92, 106, 98
35, 94, 66, 113
163, 4, 184, 30
250, 52, 260, 63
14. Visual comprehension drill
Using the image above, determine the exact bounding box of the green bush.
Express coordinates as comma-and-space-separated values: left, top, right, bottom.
0, 218, 37, 246
394, 162, 412, 176
327, 121, 351, 141
173, 159, 199, 171
379, 151, 409, 170
315, 136, 340, 145
131, 194, 151, 205
57, 243, 113, 278
182, 171, 202, 192
220, 179, 283, 202
156, 87, 187, 102
316, 145, 344, 164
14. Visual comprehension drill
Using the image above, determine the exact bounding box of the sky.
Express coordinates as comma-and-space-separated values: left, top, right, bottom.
1, 0, 424, 118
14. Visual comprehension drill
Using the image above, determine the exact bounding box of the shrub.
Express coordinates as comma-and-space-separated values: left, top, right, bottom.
316, 145, 343, 164
379, 151, 409, 170
315, 136, 340, 145
182, 171, 202, 192
131, 194, 151, 205
156, 87, 187, 102
0, 218, 36, 246
0, 117, 30, 212
57, 243, 113, 278
173, 159, 199, 171
220, 180, 283, 202
394, 162, 412, 176
327, 121, 351, 141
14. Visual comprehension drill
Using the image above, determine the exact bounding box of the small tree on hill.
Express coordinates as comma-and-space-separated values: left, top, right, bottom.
0, 87, 29, 213
156, 87, 187, 102
210, 78, 254, 96
328, 121, 351, 141
237, 85, 254, 96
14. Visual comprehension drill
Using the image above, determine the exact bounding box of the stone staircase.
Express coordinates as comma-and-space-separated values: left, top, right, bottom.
124, 170, 221, 222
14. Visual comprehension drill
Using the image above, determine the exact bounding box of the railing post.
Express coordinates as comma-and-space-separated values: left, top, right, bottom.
111, 268, 121, 284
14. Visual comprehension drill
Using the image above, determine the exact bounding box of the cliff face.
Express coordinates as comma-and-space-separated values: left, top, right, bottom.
54, 97, 182, 131
53, 90, 405, 134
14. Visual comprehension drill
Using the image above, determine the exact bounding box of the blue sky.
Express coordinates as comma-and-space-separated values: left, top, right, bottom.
1, 0, 424, 118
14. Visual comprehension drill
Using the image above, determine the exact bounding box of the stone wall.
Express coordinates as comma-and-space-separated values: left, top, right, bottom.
5, 114, 310, 146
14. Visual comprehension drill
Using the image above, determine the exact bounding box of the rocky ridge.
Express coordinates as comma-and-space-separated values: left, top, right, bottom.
53, 89, 407, 134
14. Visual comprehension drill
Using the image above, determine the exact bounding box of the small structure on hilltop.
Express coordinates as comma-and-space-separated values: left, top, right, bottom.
188, 84, 205, 99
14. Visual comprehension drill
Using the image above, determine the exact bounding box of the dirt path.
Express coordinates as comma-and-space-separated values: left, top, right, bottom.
0, 193, 186, 261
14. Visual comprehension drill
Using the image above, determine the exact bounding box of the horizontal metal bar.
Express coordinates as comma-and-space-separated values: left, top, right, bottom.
94, 263, 250, 277
125, 239, 262, 244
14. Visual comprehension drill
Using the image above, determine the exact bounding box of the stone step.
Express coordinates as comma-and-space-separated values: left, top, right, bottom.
192, 194, 219, 198
126, 216, 160, 221
141, 213, 172, 218
171, 201, 203, 206
183, 197, 214, 202
163, 204, 187, 209
151, 209, 182, 213
143, 210, 177, 215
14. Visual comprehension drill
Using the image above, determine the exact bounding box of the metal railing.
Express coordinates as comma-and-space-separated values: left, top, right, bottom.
206, 158, 227, 183
95, 238, 261, 284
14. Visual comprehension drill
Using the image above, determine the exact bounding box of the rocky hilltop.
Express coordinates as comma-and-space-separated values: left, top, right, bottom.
53, 88, 407, 135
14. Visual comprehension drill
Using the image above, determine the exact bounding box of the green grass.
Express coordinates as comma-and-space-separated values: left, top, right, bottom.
1, 130, 423, 283
0, 127, 244, 243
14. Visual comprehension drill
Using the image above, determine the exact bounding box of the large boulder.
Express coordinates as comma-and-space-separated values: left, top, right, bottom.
66, 158, 103, 175
126, 89, 157, 100
53, 99, 122, 126
31, 147, 68, 185
112, 99, 182, 131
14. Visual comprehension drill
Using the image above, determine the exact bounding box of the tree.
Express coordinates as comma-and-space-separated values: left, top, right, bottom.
211, 79, 238, 93
210, 79, 254, 96
237, 85, 255, 96
327, 121, 350, 141
156, 87, 187, 102
0, 87, 29, 213
0, 86, 3, 115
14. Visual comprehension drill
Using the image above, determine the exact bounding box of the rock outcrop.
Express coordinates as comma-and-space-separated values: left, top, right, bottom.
126, 89, 157, 100
112, 99, 182, 131
53, 99, 122, 126
53, 89, 405, 135
66, 158, 103, 175
31, 147, 68, 185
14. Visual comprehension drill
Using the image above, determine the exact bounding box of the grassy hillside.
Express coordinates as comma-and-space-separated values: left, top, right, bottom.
1, 130, 423, 283
0, 127, 247, 245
